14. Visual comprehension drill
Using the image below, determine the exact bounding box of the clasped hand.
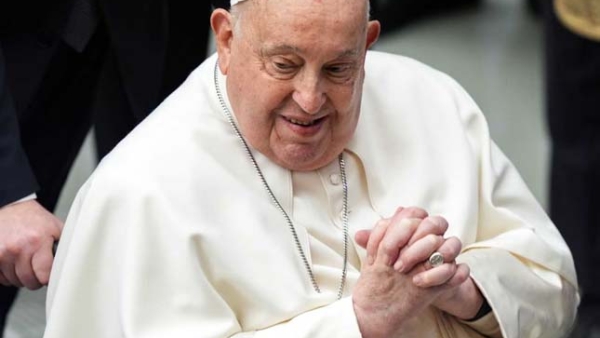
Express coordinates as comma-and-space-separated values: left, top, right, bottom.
352, 207, 482, 338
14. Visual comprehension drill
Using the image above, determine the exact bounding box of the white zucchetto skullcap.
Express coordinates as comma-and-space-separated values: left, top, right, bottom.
231, 0, 249, 6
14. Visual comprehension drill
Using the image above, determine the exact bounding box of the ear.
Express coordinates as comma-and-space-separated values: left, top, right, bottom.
211, 9, 235, 75
365, 20, 381, 50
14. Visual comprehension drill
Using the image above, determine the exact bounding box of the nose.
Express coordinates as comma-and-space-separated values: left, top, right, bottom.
292, 73, 326, 115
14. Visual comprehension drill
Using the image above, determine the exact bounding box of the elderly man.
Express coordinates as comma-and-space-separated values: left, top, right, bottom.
44, 0, 578, 337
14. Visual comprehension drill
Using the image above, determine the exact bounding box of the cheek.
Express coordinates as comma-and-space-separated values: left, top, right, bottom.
253, 83, 294, 119
239, 87, 289, 134
339, 111, 360, 140
332, 87, 361, 120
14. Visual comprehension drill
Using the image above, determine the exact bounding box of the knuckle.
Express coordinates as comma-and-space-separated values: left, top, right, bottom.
417, 218, 434, 235
448, 236, 463, 252
18, 235, 43, 253
397, 217, 418, 231
425, 234, 441, 247
16, 270, 40, 290
375, 219, 388, 228
381, 241, 396, 256
402, 206, 428, 219
429, 216, 449, 231
1, 233, 45, 258
458, 263, 470, 277
3, 241, 23, 257
372, 220, 390, 238
423, 216, 440, 228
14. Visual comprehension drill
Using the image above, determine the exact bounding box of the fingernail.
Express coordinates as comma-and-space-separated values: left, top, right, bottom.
394, 260, 404, 272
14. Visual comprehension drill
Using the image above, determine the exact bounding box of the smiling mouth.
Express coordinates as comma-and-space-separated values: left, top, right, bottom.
285, 117, 325, 127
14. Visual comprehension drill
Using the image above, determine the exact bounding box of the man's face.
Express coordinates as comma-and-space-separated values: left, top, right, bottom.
215, 0, 380, 171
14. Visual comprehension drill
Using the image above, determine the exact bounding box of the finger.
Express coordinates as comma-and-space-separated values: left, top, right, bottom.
393, 206, 428, 221
379, 217, 422, 267
366, 218, 391, 265
0, 271, 10, 286
413, 263, 457, 288
0, 246, 22, 287
15, 247, 42, 290
442, 263, 470, 289
31, 240, 55, 287
420, 264, 470, 297
421, 237, 463, 271
413, 258, 470, 290
439, 237, 463, 262
395, 234, 444, 272
407, 216, 448, 246
355, 229, 371, 249
1, 260, 23, 287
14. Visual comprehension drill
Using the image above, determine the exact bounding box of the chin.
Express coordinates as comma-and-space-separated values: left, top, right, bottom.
276, 148, 336, 172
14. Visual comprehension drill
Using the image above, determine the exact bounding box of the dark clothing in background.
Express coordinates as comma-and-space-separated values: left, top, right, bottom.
0, 0, 212, 334
543, 0, 600, 330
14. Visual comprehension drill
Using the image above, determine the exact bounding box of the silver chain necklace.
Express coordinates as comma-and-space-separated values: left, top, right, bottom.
213, 61, 349, 299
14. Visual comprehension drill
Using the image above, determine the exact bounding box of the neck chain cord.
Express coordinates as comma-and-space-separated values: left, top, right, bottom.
213, 61, 349, 299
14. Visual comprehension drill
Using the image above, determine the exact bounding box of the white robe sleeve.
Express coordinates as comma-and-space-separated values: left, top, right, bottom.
357, 52, 579, 338
447, 75, 579, 338
454, 137, 579, 338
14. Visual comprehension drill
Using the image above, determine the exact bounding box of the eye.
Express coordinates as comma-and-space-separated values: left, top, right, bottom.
264, 57, 301, 80
325, 64, 354, 80
272, 59, 298, 73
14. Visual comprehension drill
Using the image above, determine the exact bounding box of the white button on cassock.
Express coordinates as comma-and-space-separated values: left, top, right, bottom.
329, 174, 342, 185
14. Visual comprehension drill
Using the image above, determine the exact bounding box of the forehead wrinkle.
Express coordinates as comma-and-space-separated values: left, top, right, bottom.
244, 0, 369, 59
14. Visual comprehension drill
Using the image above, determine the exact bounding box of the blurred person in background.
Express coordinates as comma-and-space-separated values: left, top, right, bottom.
0, 1, 212, 336
543, 0, 600, 337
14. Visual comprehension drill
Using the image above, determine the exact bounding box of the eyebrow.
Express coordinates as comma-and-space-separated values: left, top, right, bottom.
261, 44, 360, 59
261, 44, 301, 56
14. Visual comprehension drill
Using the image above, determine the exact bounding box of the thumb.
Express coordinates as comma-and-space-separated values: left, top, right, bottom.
354, 229, 372, 249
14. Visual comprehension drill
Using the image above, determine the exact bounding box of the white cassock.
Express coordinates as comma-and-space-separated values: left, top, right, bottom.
44, 52, 578, 338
